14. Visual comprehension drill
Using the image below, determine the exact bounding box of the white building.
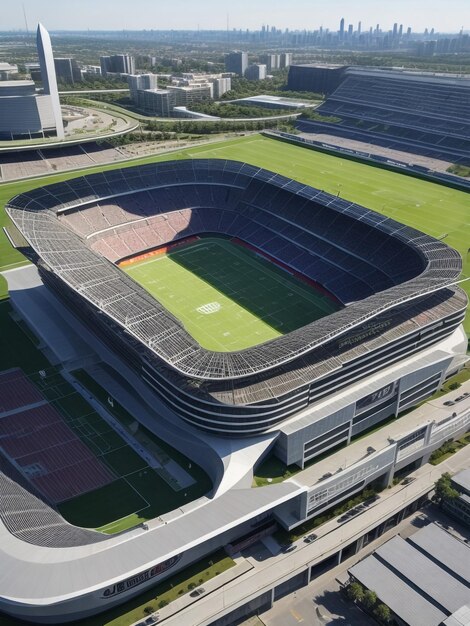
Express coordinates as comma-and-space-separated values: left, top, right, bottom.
0, 24, 64, 140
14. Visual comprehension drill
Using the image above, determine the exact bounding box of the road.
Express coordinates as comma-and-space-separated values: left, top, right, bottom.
259, 502, 470, 626
158, 444, 470, 625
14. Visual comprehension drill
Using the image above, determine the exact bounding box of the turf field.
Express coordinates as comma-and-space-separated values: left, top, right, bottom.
0, 300, 212, 533
123, 237, 339, 351
1, 135, 469, 333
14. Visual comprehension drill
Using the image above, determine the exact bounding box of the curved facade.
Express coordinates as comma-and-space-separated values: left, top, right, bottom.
6, 159, 467, 435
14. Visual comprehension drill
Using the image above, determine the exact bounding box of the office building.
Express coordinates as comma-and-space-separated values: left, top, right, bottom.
168, 83, 213, 106
261, 54, 281, 71
127, 73, 158, 101
136, 89, 176, 116
211, 76, 231, 98
100, 55, 135, 76
225, 51, 248, 76
245, 64, 267, 81
280, 52, 293, 68
54, 58, 82, 85
443, 469, 470, 527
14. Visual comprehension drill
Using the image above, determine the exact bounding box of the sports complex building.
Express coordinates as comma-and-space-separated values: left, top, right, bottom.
1, 153, 469, 623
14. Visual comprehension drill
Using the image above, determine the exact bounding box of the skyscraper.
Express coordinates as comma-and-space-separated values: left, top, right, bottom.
54, 58, 82, 85
225, 51, 248, 76
36, 23, 64, 139
100, 55, 135, 76
339, 17, 345, 39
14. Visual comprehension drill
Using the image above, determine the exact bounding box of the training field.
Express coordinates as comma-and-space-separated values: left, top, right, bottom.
122, 237, 339, 351
1, 135, 468, 333
0, 301, 212, 534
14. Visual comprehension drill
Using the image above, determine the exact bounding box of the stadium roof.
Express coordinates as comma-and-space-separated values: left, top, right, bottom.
6, 159, 464, 381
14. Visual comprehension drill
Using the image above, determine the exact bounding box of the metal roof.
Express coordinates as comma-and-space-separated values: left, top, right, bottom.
349, 526, 470, 626
408, 523, 470, 585
451, 469, 470, 494
349, 553, 447, 626
375, 535, 469, 614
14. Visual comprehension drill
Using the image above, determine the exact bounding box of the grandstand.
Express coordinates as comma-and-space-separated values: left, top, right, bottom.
6, 159, 467, 442
0, 368, 114, 502
0, 142, 125, 182
297, 69, 470, 166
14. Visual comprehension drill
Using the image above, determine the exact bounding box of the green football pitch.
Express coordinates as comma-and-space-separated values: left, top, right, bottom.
123, 237, 340, 351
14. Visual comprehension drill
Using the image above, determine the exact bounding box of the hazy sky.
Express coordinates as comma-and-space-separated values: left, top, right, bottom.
4, 0, 469, 33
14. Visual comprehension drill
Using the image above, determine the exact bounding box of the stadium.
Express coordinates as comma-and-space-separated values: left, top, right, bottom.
1, 157, 469, 623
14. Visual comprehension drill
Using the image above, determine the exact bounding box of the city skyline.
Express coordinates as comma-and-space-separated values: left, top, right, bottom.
2, 0, 469, 33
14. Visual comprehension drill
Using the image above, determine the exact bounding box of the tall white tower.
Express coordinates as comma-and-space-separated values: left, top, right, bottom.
36, 23, 64, 139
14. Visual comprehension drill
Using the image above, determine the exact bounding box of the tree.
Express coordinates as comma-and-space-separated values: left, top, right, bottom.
347, 582, 365, 603
374, 603, 391, 623
143, 605, 155, 615
363, 589, 378, 610
434, 472, 459, 505
448, 381, 461, 390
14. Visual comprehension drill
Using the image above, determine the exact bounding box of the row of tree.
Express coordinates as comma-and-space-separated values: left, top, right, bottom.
346, 582, 391, 623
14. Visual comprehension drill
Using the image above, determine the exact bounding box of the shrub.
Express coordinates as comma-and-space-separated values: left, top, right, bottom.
347, 582, 365, 603
158, 599, 169, 608
143, 605, 155, 615
374, 603, 391, 623
363, 589, 378, 609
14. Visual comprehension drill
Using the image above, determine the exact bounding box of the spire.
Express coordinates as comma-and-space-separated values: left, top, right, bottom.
36, 22, 64, 139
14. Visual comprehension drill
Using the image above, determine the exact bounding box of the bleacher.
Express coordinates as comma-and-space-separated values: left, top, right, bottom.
7, 159, 463, 382
301, 72, 470, 163
0, 466, 108, 547
61, 177, 424, 305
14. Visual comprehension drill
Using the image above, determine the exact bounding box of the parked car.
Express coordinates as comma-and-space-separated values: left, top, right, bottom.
282, 544, 297, 553
190, 587, 205, 598
444, 400, 455, 406
304, 533, 318, 543
455, 396, 465, 402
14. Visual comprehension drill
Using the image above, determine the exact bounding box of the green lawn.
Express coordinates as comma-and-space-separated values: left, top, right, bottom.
124, 237, 339, 351
1, 134, 469, 332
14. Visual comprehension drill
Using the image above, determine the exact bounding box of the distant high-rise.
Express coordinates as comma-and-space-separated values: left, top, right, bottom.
225, 51, 248, 76
280, 52, 292, 69
100, 55, 135, 76
339, 17, 345, 38
36, 23, 64, 139
127, 73, 158, 101
245, 64, 267, 81
54, 58, 82, 85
